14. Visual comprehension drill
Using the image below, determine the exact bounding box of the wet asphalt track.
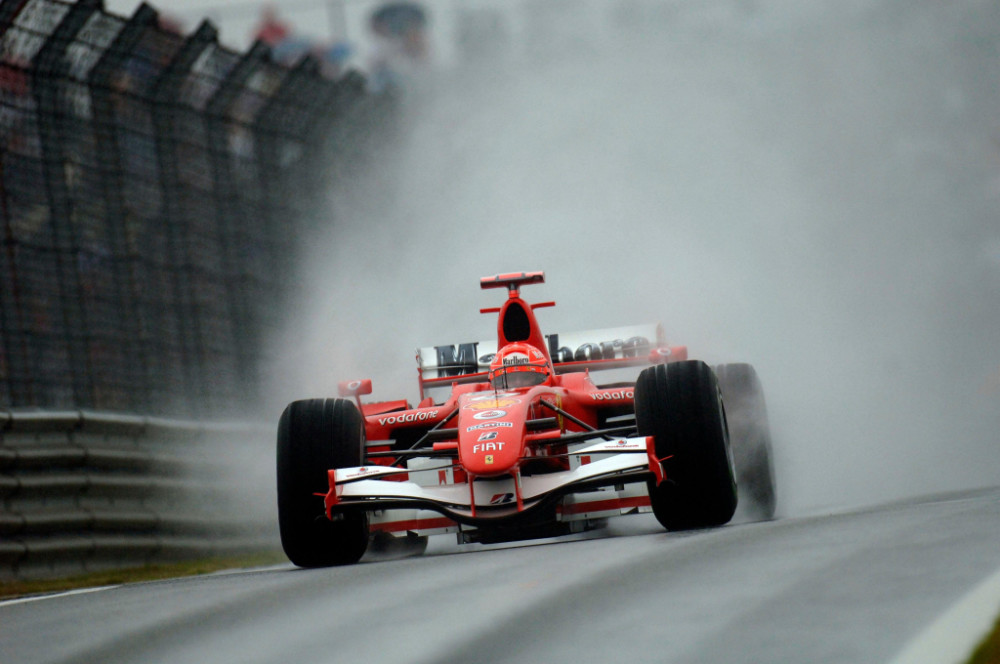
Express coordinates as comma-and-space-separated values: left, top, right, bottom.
2, 487, 1000, 664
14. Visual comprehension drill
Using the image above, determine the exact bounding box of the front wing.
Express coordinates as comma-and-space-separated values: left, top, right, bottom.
324, 436, 664, 528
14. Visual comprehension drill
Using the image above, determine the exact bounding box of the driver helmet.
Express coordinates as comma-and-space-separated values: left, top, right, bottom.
489, 343, 551, 389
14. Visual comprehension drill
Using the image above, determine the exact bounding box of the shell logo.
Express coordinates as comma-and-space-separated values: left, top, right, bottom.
465, 397, 519, 411
472, 410, 506, 420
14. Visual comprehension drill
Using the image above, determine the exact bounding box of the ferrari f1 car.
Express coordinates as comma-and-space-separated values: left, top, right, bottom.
277, 271, 776, 567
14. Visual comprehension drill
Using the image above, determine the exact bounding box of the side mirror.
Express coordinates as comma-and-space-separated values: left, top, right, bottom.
338, 379, 373, 398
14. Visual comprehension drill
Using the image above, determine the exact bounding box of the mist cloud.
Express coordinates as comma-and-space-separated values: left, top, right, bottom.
271, 0, 1000, 517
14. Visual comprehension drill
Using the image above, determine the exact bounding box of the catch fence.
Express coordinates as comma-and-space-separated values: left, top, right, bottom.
0, 0, 379, 418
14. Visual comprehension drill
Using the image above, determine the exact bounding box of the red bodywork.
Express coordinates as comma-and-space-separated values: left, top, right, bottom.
324, 271, 686, 542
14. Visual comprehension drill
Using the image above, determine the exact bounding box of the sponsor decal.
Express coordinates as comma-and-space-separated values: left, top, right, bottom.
472, 410, 506, 420
472, 441, 506, 454
434, 343, 479, 378
341, 466, 386, 481
466, 421, 514, 431
589, 389, 635, 401
611, 439, 643, 449
465, 397, 519, 411
502, 352, 530, 366
377, 410, 439, 426
490, 493, 514, 505
470, 392, 517, 401
547, 334, 651, 364
485, 455, 494, 464
477, 431, 498, 442
433, 333, 656, 377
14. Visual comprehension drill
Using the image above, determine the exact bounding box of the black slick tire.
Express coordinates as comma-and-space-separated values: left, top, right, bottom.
635, 361, 737, 530
277, 398, 369, 567
714, 363, 777, 521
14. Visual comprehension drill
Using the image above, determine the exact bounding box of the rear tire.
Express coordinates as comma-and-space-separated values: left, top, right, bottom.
277, 398, 369, 567
635, 361, 737, 530
715, 363, 777, 521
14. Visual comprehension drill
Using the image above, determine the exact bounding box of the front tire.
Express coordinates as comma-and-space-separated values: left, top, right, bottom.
635, 361, 737, 530
277, 398, 369, 567
715, 363, 777, 521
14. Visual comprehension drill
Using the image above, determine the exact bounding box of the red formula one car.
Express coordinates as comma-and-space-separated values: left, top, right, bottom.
277, 272, 776, 566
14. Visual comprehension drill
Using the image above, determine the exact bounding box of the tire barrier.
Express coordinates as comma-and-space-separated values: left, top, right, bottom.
0, 410, 277, 580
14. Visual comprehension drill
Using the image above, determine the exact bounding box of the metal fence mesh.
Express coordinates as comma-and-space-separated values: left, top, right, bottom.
0, 0, 376, 417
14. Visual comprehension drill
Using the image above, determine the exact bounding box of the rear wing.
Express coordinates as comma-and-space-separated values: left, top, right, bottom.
417, 324, 687, 398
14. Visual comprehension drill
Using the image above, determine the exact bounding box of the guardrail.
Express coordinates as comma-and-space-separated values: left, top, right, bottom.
0, 409, 277, 580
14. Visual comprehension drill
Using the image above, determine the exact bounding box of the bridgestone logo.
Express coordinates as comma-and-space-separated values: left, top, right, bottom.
377, 410, 439, 426
590, 390, 634, 401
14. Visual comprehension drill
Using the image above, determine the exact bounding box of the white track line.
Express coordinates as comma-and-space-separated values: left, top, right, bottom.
888, 565, 1000, 664
0, 585, 118, 608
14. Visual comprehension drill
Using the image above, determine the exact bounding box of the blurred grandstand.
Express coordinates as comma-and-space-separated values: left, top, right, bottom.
0, 0, 387, 418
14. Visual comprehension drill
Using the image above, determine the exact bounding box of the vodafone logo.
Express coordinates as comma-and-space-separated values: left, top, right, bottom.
377, 410, 439, 426
473, 410, 506, 420
590, 390, 634, 401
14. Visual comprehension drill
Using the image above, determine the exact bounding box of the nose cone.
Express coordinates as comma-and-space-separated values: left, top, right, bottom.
457, 393, 526, 476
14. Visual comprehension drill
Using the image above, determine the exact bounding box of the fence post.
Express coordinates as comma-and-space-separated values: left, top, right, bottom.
2, 0, 75, 408
204, 41, 271, 404
150, 21, 219, 417
0, 1, 28, 407
287, 69, 339, 228
87, 4, 159, 414
293, 71, 369, 237
31, 0, 103, 410
254, 56, 320, 321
